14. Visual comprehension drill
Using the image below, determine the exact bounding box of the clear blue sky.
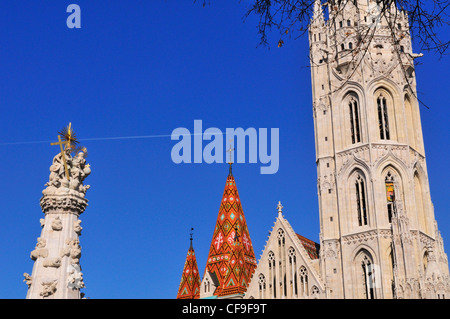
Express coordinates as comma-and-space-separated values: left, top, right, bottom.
0, 1, 448, 299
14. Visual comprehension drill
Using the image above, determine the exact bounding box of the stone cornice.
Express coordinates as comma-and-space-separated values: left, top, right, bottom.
40, 194, 88, 216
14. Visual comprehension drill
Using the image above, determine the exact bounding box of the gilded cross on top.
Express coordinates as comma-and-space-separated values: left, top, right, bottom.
50, 122, 80, 180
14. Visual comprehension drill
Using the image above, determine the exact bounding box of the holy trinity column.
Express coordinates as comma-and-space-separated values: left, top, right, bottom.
24, 123, 91, 299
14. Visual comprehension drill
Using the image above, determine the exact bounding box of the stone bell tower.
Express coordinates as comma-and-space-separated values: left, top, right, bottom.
309, 0, 449, 298
24, 124, 91, 299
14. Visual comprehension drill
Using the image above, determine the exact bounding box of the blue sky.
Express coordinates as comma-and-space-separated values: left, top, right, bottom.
0, 1, 448, 299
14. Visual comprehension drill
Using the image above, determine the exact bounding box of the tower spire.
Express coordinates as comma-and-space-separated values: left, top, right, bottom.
311, 0, 325, 26
177, 228, 201, 299
203, 167, 257, 298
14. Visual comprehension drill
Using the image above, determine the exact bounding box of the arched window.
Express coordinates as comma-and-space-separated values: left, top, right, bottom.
277, 229, 287, 297
268, 251, 276, 298
349, 42, 353, 50
349, 96, 361, 144
258, 274, 266, 299
355, 174, 368, 226
311, 286, 320, 298
299, 266, 308, 297
361, 255, 375, 299
204, 278, 210, 293
354, 250, 376, 299
288, 247, 298, 297
385, 172, 395, 223
377, 93, 390, 140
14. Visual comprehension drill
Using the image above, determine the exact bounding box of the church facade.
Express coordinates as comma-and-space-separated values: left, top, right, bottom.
245, 0, 450, 299
178, 0, 450, 300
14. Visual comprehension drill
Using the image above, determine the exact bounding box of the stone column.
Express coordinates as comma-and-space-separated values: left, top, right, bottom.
24, 150, 91, 299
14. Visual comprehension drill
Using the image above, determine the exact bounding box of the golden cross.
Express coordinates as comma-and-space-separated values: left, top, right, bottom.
51, 135, 70, 181
226, 140, 234, 165
226, 140, 234, 176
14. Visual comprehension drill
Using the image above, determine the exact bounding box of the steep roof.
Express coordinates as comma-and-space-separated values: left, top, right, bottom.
204, 166, 257, 297
176, 238, 201, 299
296, 233, 320, 260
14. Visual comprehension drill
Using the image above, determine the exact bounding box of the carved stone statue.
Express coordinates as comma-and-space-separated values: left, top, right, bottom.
23, 273, 32, 288
62, 239, 82, 264
74, 220, 82, 235
40, 280, 57, 298
43, 257, 62, 268
30, 238, 48, 260
42, 149, 91, 198
51, 217, 63, 231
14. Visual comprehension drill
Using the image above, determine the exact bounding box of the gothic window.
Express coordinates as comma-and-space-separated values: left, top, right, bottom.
288, 247, 298, 297
277, 229, 287, 297
258, 274, 266, 299
311, 286, 320, 298
385, 172, 395, 223
349, 42, 353, 50
341, 43, 345, 51
355, 174, 368, 226
361, 255, 375, 299
204, 278, 210, 294
349, 97, 361, 144
268, 251, 276, 298
377, 94, 390, 140
299, 266, 308, 297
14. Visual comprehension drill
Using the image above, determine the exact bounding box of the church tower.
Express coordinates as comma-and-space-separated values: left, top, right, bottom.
176, 229, 202, 299
24, 124, 91, 299
200, 165, 257, 299
309, 0, 449, 298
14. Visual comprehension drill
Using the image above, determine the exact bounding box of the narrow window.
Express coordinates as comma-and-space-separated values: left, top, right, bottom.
299, 267, 308, 297
362, 256, 375, 299
339, 21, 343, 28
341, 43, 345, 51
349, 98, 361, 144
258, 274, 266, 299
377, 95, 390, 140
349, 42, 353, 50
347, 19, 351, 26
268, 252, 276, 298
385, 173, 395, 223
356, 175, 368, 226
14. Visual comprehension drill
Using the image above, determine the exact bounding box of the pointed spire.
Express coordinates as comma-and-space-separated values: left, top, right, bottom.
204, 167, 257, 297
311, 0, 325, 26
177, 228, 201, 299
277, 201, 283, 217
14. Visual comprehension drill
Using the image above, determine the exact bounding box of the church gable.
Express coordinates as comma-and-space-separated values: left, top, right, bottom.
245, 202, 325, 299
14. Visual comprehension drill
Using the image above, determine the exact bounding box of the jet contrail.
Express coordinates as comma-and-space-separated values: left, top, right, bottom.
0, 132, 216, 146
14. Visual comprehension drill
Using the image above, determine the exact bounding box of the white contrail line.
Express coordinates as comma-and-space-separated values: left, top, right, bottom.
0, 132, 218, 146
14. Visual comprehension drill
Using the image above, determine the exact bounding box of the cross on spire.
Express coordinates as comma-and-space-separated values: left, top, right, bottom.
226, 140, 234, 176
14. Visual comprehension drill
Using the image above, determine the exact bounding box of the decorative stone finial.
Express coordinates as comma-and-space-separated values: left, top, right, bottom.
277, 201, 283, 216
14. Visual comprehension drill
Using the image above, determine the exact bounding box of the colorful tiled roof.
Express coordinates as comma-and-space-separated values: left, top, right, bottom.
176, 238, 201, 299
204, 167, 257, 297
296, 233, 320, 260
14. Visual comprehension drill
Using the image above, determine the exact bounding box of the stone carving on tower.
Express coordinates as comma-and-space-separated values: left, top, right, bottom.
25, 123, 91, 299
